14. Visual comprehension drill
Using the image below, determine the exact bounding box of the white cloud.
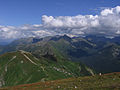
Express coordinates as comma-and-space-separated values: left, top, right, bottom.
116, 30, 120, 34
0, 6, 120, 43
114, 6, 120, 14
101, 8, 113, 16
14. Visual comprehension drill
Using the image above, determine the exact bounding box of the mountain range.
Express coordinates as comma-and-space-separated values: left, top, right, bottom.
0, 35, 120, 87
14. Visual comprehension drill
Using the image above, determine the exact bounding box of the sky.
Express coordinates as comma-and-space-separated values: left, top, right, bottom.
0, 0, 119, 26
0, 0, 120, 44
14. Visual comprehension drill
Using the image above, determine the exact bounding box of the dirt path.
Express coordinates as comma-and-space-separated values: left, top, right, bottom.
22, 53, 37, 65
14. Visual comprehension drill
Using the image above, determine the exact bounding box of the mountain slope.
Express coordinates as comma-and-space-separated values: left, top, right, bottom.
1, 35, 120, 73
0, 50, 93, 87
80, 44, 120, 73
2, 72, 120, 90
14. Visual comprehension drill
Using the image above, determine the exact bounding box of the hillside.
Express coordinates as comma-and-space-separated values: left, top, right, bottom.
80, 44, 120, 73
2, 72, 120, 90
0, 50, 93, 87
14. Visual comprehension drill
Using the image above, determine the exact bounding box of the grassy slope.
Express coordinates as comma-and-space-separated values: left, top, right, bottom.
0, 51, 93, 87
2, 72, 120, 90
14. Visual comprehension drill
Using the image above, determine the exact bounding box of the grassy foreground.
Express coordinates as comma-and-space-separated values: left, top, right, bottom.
1, 72, 120, 90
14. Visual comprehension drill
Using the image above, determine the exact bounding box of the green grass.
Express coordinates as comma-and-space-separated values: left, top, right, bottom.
0, 50, 93, 87
2, 72, 120, 90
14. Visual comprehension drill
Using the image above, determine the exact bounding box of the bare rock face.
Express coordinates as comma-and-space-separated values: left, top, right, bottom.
112, 48, 120, 57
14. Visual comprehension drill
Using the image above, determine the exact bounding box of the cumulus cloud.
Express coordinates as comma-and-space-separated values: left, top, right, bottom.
42, 6, 120, 36
0, 25, 53, 43
0, 6, 120, 43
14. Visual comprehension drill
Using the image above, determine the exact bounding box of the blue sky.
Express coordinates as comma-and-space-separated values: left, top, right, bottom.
0, 0, 120, 44
0, 0, 119, 26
